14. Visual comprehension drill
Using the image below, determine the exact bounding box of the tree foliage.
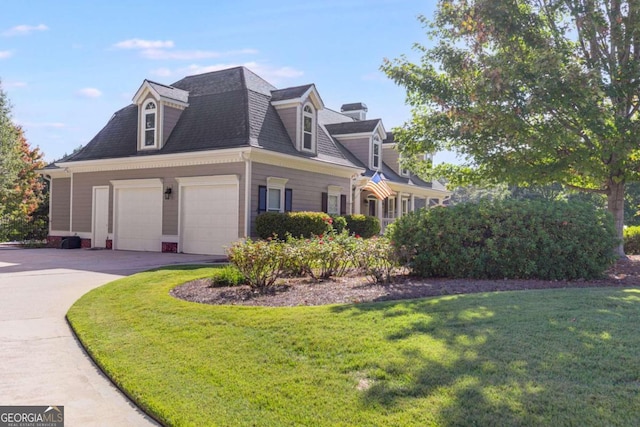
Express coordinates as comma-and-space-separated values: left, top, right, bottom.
0, 81, 46, 224
382, 0, 640, 255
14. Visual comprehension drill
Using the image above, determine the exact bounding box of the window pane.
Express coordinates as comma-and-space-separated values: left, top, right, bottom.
328, 195, 339, 215
304, 105, 312, 113
146, 113, 155, 129
303, 133, 312, 150
145, 130, 155, 146
304, 116, 312, 133
145, 102, 156, 110
268, 188, 281, 211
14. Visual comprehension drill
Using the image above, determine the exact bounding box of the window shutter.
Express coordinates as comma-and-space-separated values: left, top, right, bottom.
340, 194, 347, 215
258, 186, 267, 213
321, 192, 328, 213
285, 188, 293, 212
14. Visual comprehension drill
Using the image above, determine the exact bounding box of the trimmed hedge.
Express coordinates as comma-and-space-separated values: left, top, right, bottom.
256, 212, 380, 239
256, 211, 333, 239
388, 199, 617, 280
344, 214, 381, 238
624, 226, 640, 254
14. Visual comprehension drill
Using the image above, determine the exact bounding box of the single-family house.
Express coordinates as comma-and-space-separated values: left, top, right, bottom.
40, 66, 450, 255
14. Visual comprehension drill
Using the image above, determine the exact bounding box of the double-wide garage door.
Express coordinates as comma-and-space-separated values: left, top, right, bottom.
112, 176, 239, 255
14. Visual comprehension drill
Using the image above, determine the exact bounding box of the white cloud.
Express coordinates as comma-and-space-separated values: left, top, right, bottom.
22, 122, 66, 129
141, 48, 257, 61
0, 50, 13, 59
76, 88, 102, 98
4, 81, 27, 88
3, 24, 48, 37
113, 39, 174, 49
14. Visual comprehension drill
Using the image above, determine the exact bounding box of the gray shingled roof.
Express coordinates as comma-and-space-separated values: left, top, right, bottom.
61, 67, 361, 169
341, 102, 367, 112
270, 84, 313, 102
383, 131, 395, 144
324, 119, 382, 135
147, 80, 189, 103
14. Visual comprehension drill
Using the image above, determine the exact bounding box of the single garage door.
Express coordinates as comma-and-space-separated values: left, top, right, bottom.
113, 183, 163, 252
180, 177, 239, 255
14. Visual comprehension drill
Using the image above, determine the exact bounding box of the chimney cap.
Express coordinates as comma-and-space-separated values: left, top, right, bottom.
341, 102, 368, 112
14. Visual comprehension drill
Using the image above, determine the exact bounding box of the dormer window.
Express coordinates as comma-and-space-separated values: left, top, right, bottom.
372, 135, 381, 170
143, 101, 157, 148
302, 104, 315, 152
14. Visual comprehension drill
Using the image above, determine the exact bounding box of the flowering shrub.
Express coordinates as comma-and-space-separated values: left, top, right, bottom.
355, 237, 398, 284
226, 238, 286, 289
298, 231, 359, 279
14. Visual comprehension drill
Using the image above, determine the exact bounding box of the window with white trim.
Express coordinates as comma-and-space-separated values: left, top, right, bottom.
266, 177, 289, 213
302, 104, 315, 152
401, 198, 410, 215
372, 135, 381, 170
327, 185, 342, 215
144, 101, 157, 147
399, 155, 410, 177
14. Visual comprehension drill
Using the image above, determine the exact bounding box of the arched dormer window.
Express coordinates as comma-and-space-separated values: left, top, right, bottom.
302, 103, 315, 152
144, 101, 157, 147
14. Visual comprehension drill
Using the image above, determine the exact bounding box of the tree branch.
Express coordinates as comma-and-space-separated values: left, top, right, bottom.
564, 183, 608, 194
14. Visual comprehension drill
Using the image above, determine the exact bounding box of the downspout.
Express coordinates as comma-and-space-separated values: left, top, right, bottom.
243, 151, 252, 238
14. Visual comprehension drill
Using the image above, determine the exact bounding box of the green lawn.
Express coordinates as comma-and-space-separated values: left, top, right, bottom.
67, 266, 640, 426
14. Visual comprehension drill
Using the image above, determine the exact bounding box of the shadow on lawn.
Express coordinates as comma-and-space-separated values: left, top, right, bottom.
331, 288, 640, 426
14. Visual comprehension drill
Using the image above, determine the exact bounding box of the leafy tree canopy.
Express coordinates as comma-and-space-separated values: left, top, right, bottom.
382, 0, 640, 255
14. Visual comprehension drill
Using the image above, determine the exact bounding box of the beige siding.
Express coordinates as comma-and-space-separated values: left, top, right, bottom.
71, 163, 246, 237
251, 162, 350, 235
338, 137, 370, 168
50, 177, 71, 231
163, 105, 182, 144
383, 146, 401, 174
275, 106, 297, 145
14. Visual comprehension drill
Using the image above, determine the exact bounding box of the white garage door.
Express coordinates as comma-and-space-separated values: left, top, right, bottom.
114, 185, 162, 252
180, 178, 239, 255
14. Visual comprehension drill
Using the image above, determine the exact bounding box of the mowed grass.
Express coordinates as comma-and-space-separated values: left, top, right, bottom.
67, 265, 640, 426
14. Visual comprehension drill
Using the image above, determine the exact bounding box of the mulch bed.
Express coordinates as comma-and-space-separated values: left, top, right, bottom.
170, 256, 640, 307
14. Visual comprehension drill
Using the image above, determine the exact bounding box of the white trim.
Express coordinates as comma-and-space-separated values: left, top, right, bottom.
69, 173, 74, 233
110, 178, 164, 189
327, 185, 341, 215
140, 99, 159, 150
161, 235, 179, 243
266, 177, 290, 187
270, 85, 324, 110
296, 104, 302, 151
301, 102, 316, 153
132, 81, 189, 108
175, 175, 239, 186
244, 156, 252, 237
371, 135, 382, 171
91, 186, 109, 248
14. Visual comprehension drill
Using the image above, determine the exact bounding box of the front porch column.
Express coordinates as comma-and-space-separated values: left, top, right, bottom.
410, 194, 415, 212
353, 187, 361, 215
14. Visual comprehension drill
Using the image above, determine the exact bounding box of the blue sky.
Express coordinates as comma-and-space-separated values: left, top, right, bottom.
1, 0, 450, 163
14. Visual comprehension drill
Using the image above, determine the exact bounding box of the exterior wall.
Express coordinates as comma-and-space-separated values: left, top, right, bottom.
383, 146, 401, 175
338, 137, 370, 169
250, 162, 351, 236
275, 106, 298, 146
163, 105, 183, 145
414, 197, 427, 210
70, 162, 246, 238
50, 177, 71, 231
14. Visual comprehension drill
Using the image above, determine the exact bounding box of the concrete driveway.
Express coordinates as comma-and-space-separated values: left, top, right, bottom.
0, 247, 217, 426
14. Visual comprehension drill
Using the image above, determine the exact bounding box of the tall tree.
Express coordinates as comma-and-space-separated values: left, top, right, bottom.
0, 82, 46, 221
382, 0, 640, 256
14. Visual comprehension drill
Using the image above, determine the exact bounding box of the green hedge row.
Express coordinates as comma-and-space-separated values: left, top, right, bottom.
255, 212, 380, 239
388, 199, 617, 280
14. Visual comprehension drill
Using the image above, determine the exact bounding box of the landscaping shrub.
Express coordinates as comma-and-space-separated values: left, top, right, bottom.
344, 214, 381, 238
209, 265, 246, 287
355, 237, 398, 284
624, 226, 640, 254
388, 199, 617, 280
255, 211, 333, 239
227, 238, 286, 289
330, 215, 347, 234
297, 231, 359, 280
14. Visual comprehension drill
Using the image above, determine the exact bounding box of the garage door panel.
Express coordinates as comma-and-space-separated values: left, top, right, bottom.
115, 187, 162, 252
181, 183, 238, 255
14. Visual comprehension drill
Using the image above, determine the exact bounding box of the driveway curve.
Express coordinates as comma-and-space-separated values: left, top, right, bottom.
0, 247, 217, 426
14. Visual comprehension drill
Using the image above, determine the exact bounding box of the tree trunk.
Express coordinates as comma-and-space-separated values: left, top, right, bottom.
607, 181, 626, 257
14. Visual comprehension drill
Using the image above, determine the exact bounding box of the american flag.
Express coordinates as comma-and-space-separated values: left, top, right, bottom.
363, 172, 394, 200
